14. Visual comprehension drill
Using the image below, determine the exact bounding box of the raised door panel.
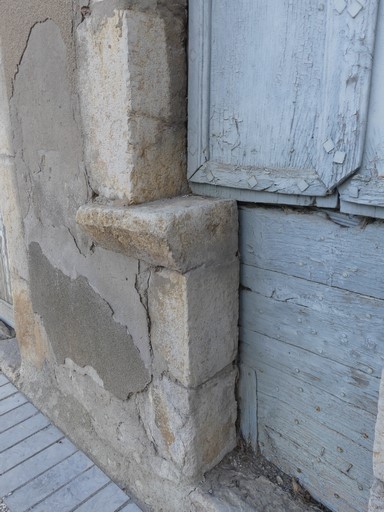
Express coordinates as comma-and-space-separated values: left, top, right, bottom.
189, 0, 379, 199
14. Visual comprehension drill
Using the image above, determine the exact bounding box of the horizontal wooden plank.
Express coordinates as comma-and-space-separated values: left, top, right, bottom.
0, 413, 49, 453
0, 424, 63, 475
241, 336, 376, 452
5, 451, 94, 512
239, 206, 384, 300
190, 182, 339, 208
0, 374, 8, 387
190, 161, 328, 196
0, 438, 77, 496
0, 403, 38, 434
340, 199, 384, 220
258, 398, 369, 512
0, 393, 28, 417
0, 382, 17, 401
75, 481, 130, 512
241, 266, 384, 380
118, 504, 142, 512
30, 466, 110, 512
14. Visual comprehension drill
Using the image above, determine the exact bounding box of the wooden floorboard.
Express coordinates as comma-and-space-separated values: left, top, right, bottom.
0, 372, 142, 512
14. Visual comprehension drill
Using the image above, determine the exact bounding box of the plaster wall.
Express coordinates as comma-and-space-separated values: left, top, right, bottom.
0, 1, 239, 510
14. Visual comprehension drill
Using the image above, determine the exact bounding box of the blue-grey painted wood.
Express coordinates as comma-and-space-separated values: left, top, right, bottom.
0, 438, 77, 496
4, 452, 94, 512
0, 374, 8, 387
30, 466, 110, 512
0, 424, 64, 475
190, 182, 339, 208
0, 413, 49, 453
238, 364, 257, 450
239, 205, 383, 512
338, 1, 384, 215
239, 206, 384, 301
188, 0, 379, 195
0, 393, 28, 416
0, 403, 38, 434
75, 482, 130, 512
0, 382, 17, 401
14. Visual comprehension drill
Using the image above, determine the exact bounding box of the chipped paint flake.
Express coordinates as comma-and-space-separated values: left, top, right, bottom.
297, 179, 309, 192
333, 151, 346, 164
347, 0, 363, 18
247, 176, 258, 188
334, 0, 347, 14
323, 139, 335, 153
348, 185, 360, 198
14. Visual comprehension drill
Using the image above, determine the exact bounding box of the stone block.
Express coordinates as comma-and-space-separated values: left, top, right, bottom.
149, 261, 238, 387
369, 479, 384, 512
76, 196, 238, 272
139, 369, 237, 480
76, 7, 188, 203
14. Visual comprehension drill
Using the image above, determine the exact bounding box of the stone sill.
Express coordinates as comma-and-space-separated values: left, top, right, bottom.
76, 195, 238, 273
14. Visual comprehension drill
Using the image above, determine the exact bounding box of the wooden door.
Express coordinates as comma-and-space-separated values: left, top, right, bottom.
189, 2, 382, 512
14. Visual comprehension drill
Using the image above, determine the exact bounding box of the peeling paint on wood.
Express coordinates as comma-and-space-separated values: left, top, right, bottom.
188, 0, 379, 198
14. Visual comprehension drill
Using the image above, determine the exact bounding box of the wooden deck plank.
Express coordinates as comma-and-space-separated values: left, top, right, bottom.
74, 481, 130, 512
0, 394, 28, 417
0, 439, 77, 496
0, 403, 38, 435
0, 425, 63, 475
119, 504, 142, 512
0, 383, 16, 401
0, 413, 50, 453
5, 452, 94, 512
30, 466, 110, 512
0, 375, 9, 387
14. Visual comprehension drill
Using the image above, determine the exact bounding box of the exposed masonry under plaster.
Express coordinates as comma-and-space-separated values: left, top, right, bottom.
0, 2, 240, 511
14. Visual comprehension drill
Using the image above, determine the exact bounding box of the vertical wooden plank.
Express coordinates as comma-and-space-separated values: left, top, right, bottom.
316, 0, 379, 189
238, 363, 257, 451
188, 0, 212, 177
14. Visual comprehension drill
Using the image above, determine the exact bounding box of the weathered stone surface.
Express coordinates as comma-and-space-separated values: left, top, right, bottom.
373, 369, 384, 481
76, 7, 188, 203
77, 196, 238, 272
369, 479, 384, 512
139, 368, 237, 479
149, 261, 239, 387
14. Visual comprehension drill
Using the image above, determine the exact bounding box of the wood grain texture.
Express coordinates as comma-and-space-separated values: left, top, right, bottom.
239, 206, 384, 300
190, 182, 339, 208
239, 205, 383, 512
188, 0, 379, 197
238, 363, 257, 450
338, 1, 384, 213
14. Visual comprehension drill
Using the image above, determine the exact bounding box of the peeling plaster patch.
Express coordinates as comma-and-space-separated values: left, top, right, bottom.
64, 358, 105, 388
0, 0, 74, 97
28, 242, 150, 400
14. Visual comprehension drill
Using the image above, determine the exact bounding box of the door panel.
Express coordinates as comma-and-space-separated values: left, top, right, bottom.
189, 0, 379, 198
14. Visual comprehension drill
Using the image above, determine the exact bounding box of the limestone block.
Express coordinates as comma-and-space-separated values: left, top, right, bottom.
373, 369, 384, 481
76, 7, 188, 203
149, 261, 238, 387
76, 196, 238, 272
139, 369, 237, 480
369, 479, 384, 512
